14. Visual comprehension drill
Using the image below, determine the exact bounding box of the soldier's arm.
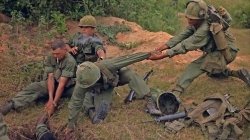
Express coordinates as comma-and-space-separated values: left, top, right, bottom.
53, 61, 76, 104
53, 77, 68, 104
43, 54, 56, 106
67, 86, 88, 129
66, 33, 79, 55
47, 73, 55, 104
97, 49, 106, 59
92, 36, 106, 59
166, 25, 194, 48
167, 22, 211, 57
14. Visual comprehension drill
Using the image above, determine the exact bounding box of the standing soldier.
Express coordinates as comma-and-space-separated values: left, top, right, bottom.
0, 39, 77, 117
148, 0, 250, 97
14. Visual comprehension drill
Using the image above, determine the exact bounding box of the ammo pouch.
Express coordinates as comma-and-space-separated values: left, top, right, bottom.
94, 62, 119, 87
219, 109, 250, 140
201, 53, 226, 74
210, 23, 232, 62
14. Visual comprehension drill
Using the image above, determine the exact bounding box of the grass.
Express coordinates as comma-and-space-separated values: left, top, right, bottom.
1, 5, 250, 140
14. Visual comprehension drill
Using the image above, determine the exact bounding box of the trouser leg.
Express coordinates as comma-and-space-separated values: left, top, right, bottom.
36, 124, 54, 140
118, 67, 150, 99
174, 58, 206, 95
11, 81, 48, 109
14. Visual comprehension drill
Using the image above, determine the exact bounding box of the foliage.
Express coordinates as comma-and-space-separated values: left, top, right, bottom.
204, 0, 250, 29
110, 0, 181, 34
50, 11, 67, 35
230, 3, 250, 28
97, 23, 133, 49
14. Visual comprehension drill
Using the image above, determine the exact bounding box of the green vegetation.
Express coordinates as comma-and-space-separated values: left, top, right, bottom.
1, 0, 250, 139
97, 23, 133, 49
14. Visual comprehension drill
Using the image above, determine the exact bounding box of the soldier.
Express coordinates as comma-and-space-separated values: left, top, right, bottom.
64, 52, 155, 135
0, 112, 56, 140
36, 113, 56, 140
66, 15, 160, 122
0, 39, 77, 117
65, 15, 106, 64
148, 0, 250, 97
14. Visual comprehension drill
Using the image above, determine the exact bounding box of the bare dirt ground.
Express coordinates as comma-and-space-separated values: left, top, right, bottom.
1, 14, 250, 140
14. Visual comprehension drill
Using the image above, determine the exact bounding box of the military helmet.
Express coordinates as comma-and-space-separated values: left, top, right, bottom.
79, 15, 97, 28
76, 62, 101, 88
185, 0, 208, 19
152, 91, 180, 115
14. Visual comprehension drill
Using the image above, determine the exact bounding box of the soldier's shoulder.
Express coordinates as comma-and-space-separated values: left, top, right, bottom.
65, 53, 77, 64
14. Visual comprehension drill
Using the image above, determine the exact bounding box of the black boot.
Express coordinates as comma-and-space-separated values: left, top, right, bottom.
89, 101, 109, 124
237, 68, 250, 87
0, 100, 14, 116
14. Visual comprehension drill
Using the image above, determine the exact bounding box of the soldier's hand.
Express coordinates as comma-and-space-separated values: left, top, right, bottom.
148, 51, 163, 60
46, 105, 55, 117
69, 47, 78, 55
45, 99, 53, 109
155, 44, 169, 52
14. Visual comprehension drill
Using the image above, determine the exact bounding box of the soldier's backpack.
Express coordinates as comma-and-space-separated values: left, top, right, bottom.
165, 93, 250, 140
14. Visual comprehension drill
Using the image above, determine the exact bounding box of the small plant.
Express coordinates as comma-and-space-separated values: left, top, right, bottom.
10, 10, 25, 42
37, 15, 48, 45
67, 3, 85, 20
97, 23, 132, 49
50, 11, 68, 36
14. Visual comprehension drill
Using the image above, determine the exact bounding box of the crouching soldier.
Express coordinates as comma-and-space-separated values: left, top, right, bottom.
0, 39, 77, 117
64, 52, 160, 135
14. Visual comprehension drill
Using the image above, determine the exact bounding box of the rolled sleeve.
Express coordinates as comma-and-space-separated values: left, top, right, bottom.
44, 54, 55, 74
61, 62, 76, 78
94, 44, 106, 54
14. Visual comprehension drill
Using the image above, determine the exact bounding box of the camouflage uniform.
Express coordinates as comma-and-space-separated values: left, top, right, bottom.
66, 33, 105, 64
67, 52, 151, 129
10, 52, 76, 110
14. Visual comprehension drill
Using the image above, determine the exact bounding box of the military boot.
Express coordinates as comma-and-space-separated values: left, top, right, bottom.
237, 68, 250, 87
90, 101, 109, 124
0, 100, 14, 116
145, 96, 162, 115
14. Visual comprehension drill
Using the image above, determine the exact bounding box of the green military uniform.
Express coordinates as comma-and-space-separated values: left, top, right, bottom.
66, 33, 105, 64
0, 113, 9, 140
11, 52, 77, 109
166, 20, 238, 93
67, 52, 151, 129
36, 124, 55, 140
